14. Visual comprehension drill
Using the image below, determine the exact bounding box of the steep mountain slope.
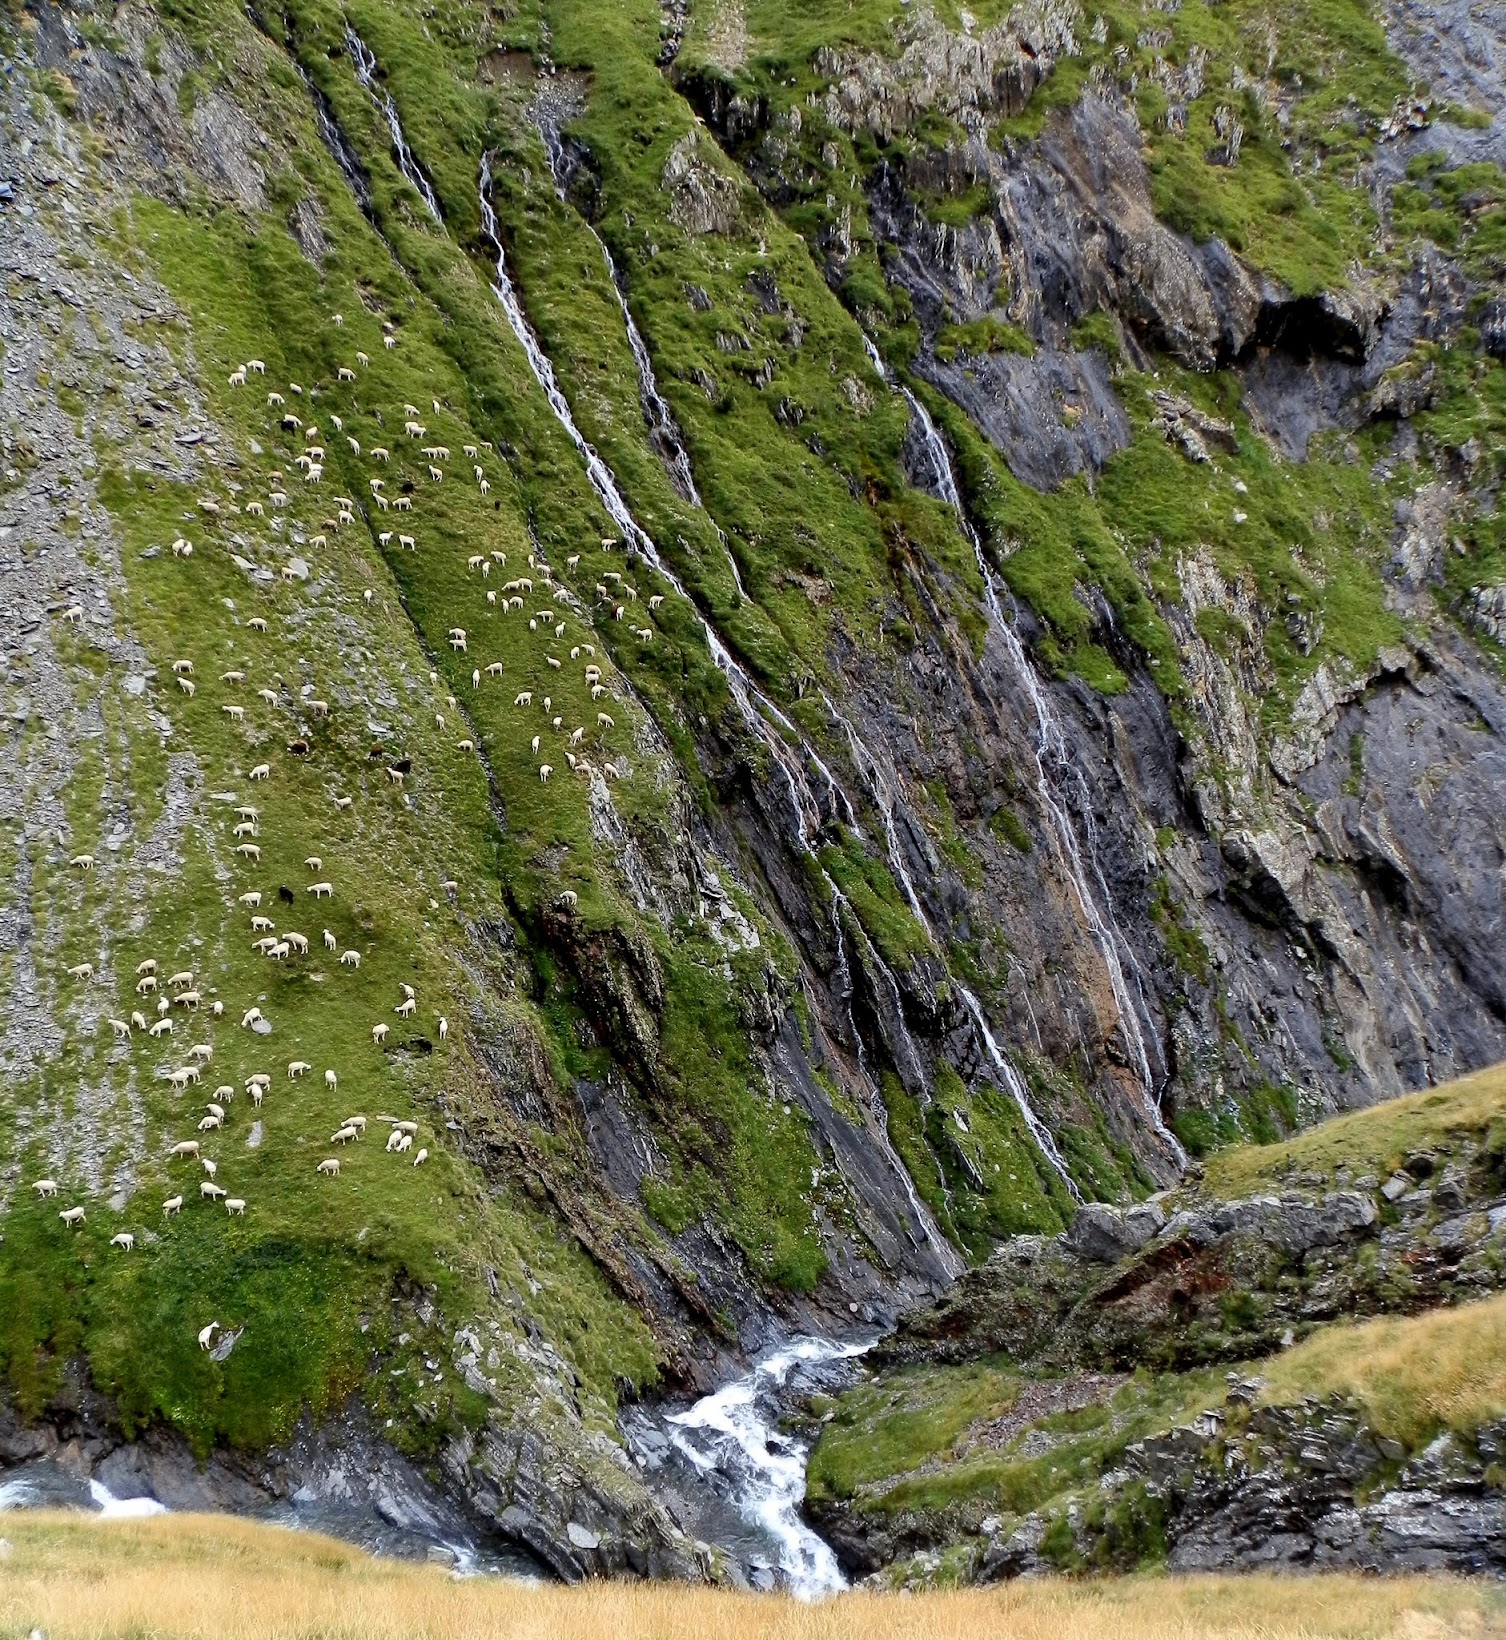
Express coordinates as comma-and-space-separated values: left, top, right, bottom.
1, 0, 1504, 1583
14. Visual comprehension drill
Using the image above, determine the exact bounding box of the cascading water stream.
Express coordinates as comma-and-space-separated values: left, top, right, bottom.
892, 369, 1186, 1168
824, 696, 1081, 1199
524, 131, 1076, 1205
472, 156, 962, 1274
346, 26, 443, 223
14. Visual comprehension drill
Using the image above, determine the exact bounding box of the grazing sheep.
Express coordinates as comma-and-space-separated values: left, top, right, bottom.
131, 1011, 148, 1032
559, 890, 579, 908
310, 700, 329, 719
385, 1129, 406, 1153
331, 1126, 358, 1146
325, 1069, 338, 1091
213, 1084, 235, 1103
372, 1022, 389, 1044
285, 932, 309, 954
163, 1196, 183, 1216
59, 1206, 86, 1228
317, 1158, 341, 1176
398, 532, 416, 549
226, 1199, 246, 1216
168, 970, 194, 990
248, 617, 268, 633
66, 962, 94, 981
178, 677, 196, 696
598, 713, 615, 729
110, 1232, 136, 1251
343, 1115, 367, 1135
238, 891, 262, 908
288, 1060, 311, 1079
198, 1322, 219, 1349
197, 1114, 222, 1133
399, 984, 415, 1001
202, 1158, 217, 1178
148, 1019, 174, 1038
249, 763, 270, 781
204, 1102, 225, 1121
538, 765, 553, 782
394, 997, 416, 1018
201, 1182, 226, 1202
241, 1007, 263, 1028
212, 1000, 224, 1018
250, 1084, 265, 1109
341, 949, 361, 968
334, 795, 352, 810
309, 883, 333, 899
136, 959, 157, 976
251, 915, 273, 932
190, 1043, 214, 1062
33, 1179, 59, 1198
175, 991, 202, 1010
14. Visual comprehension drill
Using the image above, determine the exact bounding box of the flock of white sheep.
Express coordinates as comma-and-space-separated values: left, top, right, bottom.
43, 329, 667, 1347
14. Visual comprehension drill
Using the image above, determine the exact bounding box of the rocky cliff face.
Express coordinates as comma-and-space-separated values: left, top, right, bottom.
2, 0, 1505, 1583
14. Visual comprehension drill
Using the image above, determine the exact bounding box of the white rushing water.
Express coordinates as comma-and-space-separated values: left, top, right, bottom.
666, 1336, 870, 1599
475, 152, 963, 1275
88, 1479, 168, 1518
891, 371, 1187, 1167
346, 26, 443, 224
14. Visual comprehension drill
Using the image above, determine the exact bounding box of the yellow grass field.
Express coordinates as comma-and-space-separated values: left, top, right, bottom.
0, 1512, 1503, 1640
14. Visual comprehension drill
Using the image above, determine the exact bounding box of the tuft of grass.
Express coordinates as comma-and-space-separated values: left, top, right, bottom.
1260, 1292, 1506, 1451
1202, 1060, 1506, 1195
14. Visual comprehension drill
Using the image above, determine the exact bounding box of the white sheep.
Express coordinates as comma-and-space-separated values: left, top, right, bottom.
399, 984, 415, 1001
394, 997, 416, 1018
136, 958, 157, 976
285, 931, 310, 954
248, 617, 268, 633
249, 763, 270, 781
317, 1158, 341, 1176
202, 1158, 218, 1178
190, 1043, 213, 1062
238, 891, 262, 908
65, 962, 94, 982
343, 1115, 367, 1135
288, 1060, 311, 1079
197, 1113, 221, 1132
241, 1007, 263, 1028
131, 1011, 149, 1032
341, 949, 361, 968
325, 1068, 338, 1091
309, 883, 333, 899
149, 1019, 173, 1038
225, 1199, 246, 1216
251, 915, 273, 932
198, 1322, 219, 1349
33, 1179, 59, 1198
201, 1182, 226, 1202
323, 928, 337, 951
372, 1022, 389, 1044
163, 1196, 183, 1216
438, 1016, 448, 1041
168, 970, 194, 990
412, 1147, 429, 1167
539, 765, 553, 782
59, 1206, 86, 1228
110, 1232, 136, 1251
331, 1125, 358, 1146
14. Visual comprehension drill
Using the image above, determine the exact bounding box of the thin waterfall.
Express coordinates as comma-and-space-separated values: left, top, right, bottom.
536, 128, 749, 598
474, 155, 962, 1277
346, 25, 443, 223
522, 130, 1078, 1203
893, 371, 1187, 1169
824, 697, 1082, 1199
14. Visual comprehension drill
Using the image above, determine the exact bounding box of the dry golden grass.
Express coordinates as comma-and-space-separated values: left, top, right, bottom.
1261, 1291, 1506, 1449
0, 1512, 1502, 1640
1203, 1061, 1506, 1197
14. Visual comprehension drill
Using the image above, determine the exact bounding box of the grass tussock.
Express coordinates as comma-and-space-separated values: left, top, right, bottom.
0, 1513, 1503, 1640
1260, 1293, 1506, 1451
1202, 1062, 1506, 1196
